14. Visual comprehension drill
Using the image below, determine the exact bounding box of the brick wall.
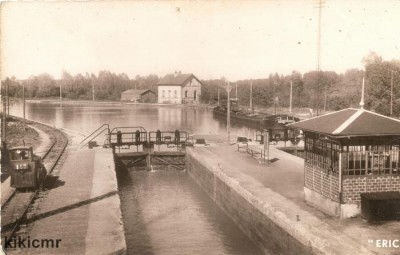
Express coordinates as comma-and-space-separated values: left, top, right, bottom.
304, 163, 340, 203
342, 175, 400, 204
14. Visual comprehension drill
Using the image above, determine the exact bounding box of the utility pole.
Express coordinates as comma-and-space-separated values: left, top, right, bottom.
225, 81, 232, 144
274, 96, 279, 115
23, 83, 26, 129
360, 77, 365, 109
289, 81, 293, 114
250, 80, 253, 111
6, 81, 9, 115
235, 82, 238, 99
92, 80, 95, 102
60, 82, 62, 101
390, 70, 394, 116
2, 80, 6, 148
217, 88, 220, 107
315, 0, 324, 115
324, 85, 327, 112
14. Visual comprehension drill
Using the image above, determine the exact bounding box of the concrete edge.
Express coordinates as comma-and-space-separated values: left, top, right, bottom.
84, 148, 127, 255
187, 148, 374, 255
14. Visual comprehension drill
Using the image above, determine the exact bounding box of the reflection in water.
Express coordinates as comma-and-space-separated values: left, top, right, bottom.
10, 101, 257, 138
117, 170, 264, 255
10, 101, 264, 254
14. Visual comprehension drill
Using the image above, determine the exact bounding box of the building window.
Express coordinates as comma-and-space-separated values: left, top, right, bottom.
168, 90, 171, 98
174, 90, 177, 98
162, 90, 165, 98
304, 134, 339, 175
185, 91, 188, 98
343, 145, 399, 176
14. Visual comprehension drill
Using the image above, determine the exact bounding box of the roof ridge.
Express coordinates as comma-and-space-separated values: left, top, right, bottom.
332, 109, 364, 134
362, 109, 400, 123
288, 108, 354, 127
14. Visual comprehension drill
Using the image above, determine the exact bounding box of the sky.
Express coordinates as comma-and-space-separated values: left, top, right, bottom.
1, 0, 400, 81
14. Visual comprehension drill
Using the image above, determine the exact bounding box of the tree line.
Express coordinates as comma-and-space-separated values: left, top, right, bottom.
2, 53, 400, 117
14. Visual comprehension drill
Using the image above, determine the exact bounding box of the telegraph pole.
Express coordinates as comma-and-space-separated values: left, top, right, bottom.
390, 70, 394, 116
289, 81, 293, 114
250, 80, 253, 111
2, 80, 6, 148
235, 82, 238, 99
360, 77, 365, 109
6, 81, 9, 115
23, 83, 26, 129
92, 80, 95, 102
315, 0, 324, 115
225, 81, 232, 144
324, 85, 327, 112
217, 88, 220, 107
60, 82, 62, 101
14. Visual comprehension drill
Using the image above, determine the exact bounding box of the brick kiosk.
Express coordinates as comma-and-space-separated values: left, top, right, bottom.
290, 108, 400, 218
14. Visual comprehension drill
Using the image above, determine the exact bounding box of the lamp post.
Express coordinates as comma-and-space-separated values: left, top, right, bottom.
250, 80, 253, 111
6, 81, 9, 115
92, 80, 95, 102
23, 83, 26, 129
225, 81, 232, 143
235, 82, 238, 99
274, 96, 279, 115
1, 80, 6, 148
217, 88, 220, 107
390, 70, 394, 116
59, 82, 62, 101
289, 81, 293, 114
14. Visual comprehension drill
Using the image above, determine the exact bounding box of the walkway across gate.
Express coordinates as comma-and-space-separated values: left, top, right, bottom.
80, 125, 191, 171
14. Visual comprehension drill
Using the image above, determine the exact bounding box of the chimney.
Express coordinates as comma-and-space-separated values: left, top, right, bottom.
174, 71, 178, 77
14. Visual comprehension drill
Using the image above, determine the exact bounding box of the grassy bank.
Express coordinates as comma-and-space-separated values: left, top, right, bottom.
1, 115, 41, 149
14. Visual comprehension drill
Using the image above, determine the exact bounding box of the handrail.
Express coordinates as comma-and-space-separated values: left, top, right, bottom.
108, 130, 148, 145
80, 124, 110, 144
109, 126, 147, 134
80, 127, 110, 148
148, 130, 189, 144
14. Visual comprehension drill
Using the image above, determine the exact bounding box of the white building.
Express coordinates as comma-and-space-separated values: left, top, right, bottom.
157, 73, 202, 104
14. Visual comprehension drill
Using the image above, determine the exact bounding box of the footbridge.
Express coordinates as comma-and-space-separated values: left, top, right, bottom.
80, 125, 192, 171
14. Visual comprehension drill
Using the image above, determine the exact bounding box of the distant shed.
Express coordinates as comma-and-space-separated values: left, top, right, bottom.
121, 89, 156, 103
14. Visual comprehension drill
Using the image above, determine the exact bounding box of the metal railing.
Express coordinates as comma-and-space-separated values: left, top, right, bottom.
80, 124, 110, 148
108, 127, 148, 146
81, 125, 191, 149
148, 130, 189, 145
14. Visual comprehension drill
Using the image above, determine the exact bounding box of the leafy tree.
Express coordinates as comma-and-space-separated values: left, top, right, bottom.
364, 52, 400, 116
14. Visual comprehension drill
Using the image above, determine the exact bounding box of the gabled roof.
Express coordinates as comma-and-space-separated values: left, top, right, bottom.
121, 89, 154, 95
289, 108, 400, 137
157, 73, 201, 86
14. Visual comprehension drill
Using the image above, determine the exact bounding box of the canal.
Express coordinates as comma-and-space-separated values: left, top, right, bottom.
10, 101, 264, 255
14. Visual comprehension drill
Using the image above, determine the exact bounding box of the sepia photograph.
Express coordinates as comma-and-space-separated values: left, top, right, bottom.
1, 1, 399, 254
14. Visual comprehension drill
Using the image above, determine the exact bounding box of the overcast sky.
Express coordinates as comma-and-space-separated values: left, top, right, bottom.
1, 0, 400, 81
